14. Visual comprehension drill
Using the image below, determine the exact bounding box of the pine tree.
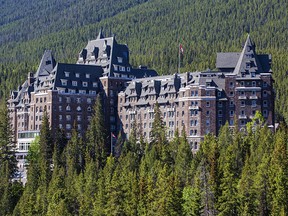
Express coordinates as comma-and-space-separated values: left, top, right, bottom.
182, 169, 203, 216
269, 125, 288, 215
86, 94, 108, 169
0, 104, 20, 215
150, 102, 166, 152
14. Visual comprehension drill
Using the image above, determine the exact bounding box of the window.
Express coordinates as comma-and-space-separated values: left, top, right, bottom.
59, 115, 62, 121
263, 90, 268, 97
77, 115, 81, 121
59, 106, 62, 111
251, 72, 256, 77
120, 66, 125, 72
218, 120, 222, 126
75, 73, 80, 78
263, 100, 268, 107
87, 106, 92, 112
93, 82, 98, 88
66, 115, 71, 121
89, 90, 96, 95
206, 110, 210, 116
86, 74, 90, 79
252, 81, 256, 87
117, 57, 123, 63
206, 91, 210, 96
218, 110, 222, 117
229, 100, 234, 107
206, 119, 210, 126
77, 124, 81, 130
263, 82, 267, 87
206, 101, 210, 107
114, 65, 118, 71
241, 81, 245, 86
127, 67, 130, 72
83, 82, 88, 87
229, 119, 234, 126
218, 101, 223, 107
229, 82, 234, 87
230, 110, 234, 117
66, 97, 71, 103
230, 91, 234, 97
59, 124, 63, 129
87, 98, 92, 104
66, 105, 71, 111
72, 81, 77, 86
64, 72, 70, 77
61, 80, 67, 86
263, 110, 268, 117
66, 124, 71, 130
79, 90, 86, 94
190, 120, 194, 127
252, 100, 257, 107
241, 110, 245, 116
241, 100, 245, 107
77, 106, 81, 111
218, 91, 222, 97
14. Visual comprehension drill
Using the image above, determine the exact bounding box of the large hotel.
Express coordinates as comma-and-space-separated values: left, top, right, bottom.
8, 32, 274, 178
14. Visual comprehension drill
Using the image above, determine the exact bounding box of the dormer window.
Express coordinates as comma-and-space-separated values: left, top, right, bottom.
120, 66, 125, 72
93, 82, 98, 88
86, 74, 90, 79
82, 82, 88, 87
127, 67, 130, 72
64, 72, 70, 77
117, 57, 123, 63
114, 65, 118, 71
61, 79, 67, 86
75, 73, 80, 78
72, 81, 77, 86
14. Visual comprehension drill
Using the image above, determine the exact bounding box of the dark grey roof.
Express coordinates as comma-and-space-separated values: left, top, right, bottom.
49, 63, 104, 92
216, 52, 240, 69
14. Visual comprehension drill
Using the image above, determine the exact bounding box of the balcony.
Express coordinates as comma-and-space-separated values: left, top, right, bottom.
238, 96, 247, 100
249, 96, 258, 99
189, 106, 199, 110
239, 115, 247, 119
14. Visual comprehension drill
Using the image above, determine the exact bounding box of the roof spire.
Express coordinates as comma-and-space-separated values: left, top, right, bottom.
97, 28, 104, 39
233, 34, 262, 75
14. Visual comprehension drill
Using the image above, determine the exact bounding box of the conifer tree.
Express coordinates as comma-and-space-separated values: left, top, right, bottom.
0, 104, 20, 215
34, 109, 53, 215
150, 102, 166, 151
86, 94, 108, 169
269, 125, 288, 215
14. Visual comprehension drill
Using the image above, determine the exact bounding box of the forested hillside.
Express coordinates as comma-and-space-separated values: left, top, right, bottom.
1, 0, 288, 120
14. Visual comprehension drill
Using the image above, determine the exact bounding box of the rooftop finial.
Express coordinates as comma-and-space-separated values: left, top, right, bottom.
97, 28, 104, 39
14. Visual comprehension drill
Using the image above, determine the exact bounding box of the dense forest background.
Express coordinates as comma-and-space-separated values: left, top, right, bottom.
0, 0, 288, 120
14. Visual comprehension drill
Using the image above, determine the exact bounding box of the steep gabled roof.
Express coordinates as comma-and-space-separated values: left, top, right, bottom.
233, 34, 263, 75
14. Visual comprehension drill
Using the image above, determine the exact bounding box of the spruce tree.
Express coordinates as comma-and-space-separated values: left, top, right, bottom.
86, 94, 108, 169
269, 125, 288, 215
0, 104, 19, 215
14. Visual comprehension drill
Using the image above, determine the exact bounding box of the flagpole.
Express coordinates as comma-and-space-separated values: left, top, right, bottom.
111, 133, 113, 155
178, 43, 181, 74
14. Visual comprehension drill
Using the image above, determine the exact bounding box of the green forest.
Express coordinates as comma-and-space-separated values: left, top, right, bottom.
1, 0, 288, 120
1, 98, 288, 215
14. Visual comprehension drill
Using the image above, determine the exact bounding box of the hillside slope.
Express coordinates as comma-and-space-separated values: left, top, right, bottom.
0, 0, 288, 120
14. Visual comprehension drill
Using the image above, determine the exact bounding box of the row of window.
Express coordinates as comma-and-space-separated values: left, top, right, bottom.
58, 105, 91, 112
59, 96, 93, 104
64, 71, 92, 79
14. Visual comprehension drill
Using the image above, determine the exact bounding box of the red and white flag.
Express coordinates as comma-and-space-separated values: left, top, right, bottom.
179, 44, 184, 55
111, 132, 117, 139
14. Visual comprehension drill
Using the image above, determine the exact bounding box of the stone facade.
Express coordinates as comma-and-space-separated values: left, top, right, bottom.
118, 35, 274, 152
